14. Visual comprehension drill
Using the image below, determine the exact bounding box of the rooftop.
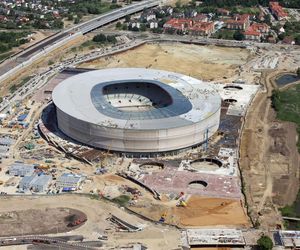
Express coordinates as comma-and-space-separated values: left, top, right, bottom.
52, 68, 221, 130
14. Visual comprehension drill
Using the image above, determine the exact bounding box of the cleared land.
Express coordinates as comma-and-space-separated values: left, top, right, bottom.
0, 207, 86, 236
130, 196, 249, 228
78, 43, 250, 81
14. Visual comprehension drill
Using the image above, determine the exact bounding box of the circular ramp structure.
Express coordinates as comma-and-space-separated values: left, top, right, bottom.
52, 68, 221, 155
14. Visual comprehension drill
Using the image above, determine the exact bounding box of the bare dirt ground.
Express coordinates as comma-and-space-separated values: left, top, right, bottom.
130, 196, 249, 228
78, 43, 250, 81
0, 207, 86, 236
0, 195, 181, 249
240, 70, 300, 229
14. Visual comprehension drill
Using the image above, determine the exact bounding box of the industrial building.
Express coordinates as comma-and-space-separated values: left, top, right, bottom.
19, 174, 52, 192
56, 173, 84, 190
52, 68, 221, 155
185, 229, 245, 247
9, 163, 35, 176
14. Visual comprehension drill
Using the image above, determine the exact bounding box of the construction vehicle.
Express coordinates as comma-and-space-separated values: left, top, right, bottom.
176, 198, 187, 207
159, 211, 167, 223
37, 165, 50, 170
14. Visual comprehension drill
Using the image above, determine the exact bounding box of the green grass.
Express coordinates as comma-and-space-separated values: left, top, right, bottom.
280, 190, 300, 229
112, 195, 130, 207
272, 84, 300, 152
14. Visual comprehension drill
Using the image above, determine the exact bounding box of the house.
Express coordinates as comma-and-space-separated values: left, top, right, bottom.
194, 14, 208, 22
163, 18, 192, 33
217, 8, 230, 16
269, 2, 288, 20
244, 23, 269, 41
149, 21, 158, 29
189, 22, 215, 36
163, 18, 214, 36
129, 20, 140, 29
141, 10, 156, 22
225, 14, 250, 31
56, 173, 84, 190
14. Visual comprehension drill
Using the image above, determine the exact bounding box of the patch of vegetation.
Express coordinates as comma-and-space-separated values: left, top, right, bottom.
112, 195, 130, 207
0, 31, 30, 54
92, 34, 117, 44
68, 0, 120, 16
257, 235, 273, 250
212, 29, 235, 40
280, 190, 300, 218
271, 84, 300, 152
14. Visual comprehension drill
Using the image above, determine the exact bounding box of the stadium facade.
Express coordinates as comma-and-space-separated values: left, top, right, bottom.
52, 68, 221, 155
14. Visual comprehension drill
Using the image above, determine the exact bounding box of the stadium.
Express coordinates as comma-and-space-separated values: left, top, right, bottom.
52, 68, 221, 155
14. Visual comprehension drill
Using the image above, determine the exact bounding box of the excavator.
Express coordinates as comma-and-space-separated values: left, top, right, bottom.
176, 198, 187, 207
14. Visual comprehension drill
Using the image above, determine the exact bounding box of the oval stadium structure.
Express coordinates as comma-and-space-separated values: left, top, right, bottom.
52, 68, 221, 155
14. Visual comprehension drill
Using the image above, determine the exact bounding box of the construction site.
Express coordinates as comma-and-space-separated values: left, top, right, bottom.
0, 27, 299, 249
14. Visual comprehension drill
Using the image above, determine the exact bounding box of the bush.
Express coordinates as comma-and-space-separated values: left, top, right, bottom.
257, 235, 273, 250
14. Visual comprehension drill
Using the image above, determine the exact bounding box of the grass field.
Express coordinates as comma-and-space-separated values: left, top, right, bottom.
272, 84, 300, 152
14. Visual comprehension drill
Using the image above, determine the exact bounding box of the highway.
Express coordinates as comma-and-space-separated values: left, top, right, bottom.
0, 235, 101, 249
0, 0, 160, 83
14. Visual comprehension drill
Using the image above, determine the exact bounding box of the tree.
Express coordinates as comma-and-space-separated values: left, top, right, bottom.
140, 23, 146, 32
67, 14, 73, 21
297, 67, 300, 77
93, 34, 107, 43
116, 21, 122, 29
233, 30, 245, 41
125, 15, 130, 23
257, 235, 273, 250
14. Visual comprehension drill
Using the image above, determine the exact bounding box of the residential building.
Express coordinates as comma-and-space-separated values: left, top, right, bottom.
269, 2, 288, 20
244, 23, 270, 41
9, 163, 35, 176
217, 8, 230, 16
163, 18, 214, 36
189, 22, 215, 36
225, 14, 250, 30
163, 18, 192, 33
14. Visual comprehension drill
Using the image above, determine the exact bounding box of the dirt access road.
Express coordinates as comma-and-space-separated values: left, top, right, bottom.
240, 70, 300, 229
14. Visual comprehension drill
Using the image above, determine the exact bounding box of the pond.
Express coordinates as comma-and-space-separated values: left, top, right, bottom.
275, 73, 300, 88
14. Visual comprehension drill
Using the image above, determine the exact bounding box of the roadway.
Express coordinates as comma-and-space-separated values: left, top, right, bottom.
0, 235, 101, 249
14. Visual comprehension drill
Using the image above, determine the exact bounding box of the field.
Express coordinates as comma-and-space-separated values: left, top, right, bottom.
78, 43, 250, 81
130, 196, 249, 228
272, 84, 300, 151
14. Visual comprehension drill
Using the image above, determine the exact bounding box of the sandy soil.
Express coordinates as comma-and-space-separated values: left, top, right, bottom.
0, 207, 86, 236
130, 196, 249, 228
78, 43, 250, 81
